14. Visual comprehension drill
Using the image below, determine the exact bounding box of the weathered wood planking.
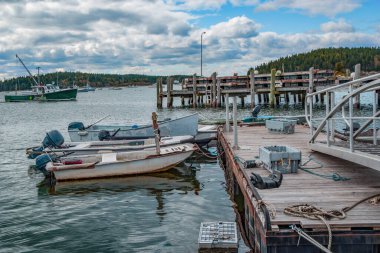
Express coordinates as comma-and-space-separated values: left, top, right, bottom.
224, 125, 380, 230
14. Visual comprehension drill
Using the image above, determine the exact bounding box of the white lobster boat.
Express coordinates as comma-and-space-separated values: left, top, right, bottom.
27, 134, 194, 158
68, 113, 199, 142
40, 143, 196, 181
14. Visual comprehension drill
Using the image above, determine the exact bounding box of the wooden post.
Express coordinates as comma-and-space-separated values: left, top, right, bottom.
249, 71, 256, 108
167, 77, 172, 108
217, 78, 221, 107
225, 93, 230, 132
156, 78, 162, 108
212, 72, 217, 107
240, 96, 245, 108
192, 74, 197, 108
354, 64, 361, 109
270, 69, 276, 107
152, 112, 160, 155
233, 96, 238, 149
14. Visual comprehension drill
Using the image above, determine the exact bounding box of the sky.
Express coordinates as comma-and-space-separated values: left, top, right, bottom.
1, 0, 380, 80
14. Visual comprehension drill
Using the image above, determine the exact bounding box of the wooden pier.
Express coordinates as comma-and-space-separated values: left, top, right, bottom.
217, 125, 380, 253
156, 68, 357, 108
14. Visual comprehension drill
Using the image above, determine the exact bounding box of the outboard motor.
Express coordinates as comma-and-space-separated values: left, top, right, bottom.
251, 105, 261, 118
42, 130, 64, 148
35, 154, 54, 176
98, 130, 111, 141
250, 171, 283, 189
28, 146, 44, 159
68, 122, 85, 131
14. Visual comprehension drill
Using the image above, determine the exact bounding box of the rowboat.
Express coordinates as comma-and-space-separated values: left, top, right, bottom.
27, 130, 194, 158
68, 113, 199, 142
39, 166, 199, 195
35, 143, 196, 181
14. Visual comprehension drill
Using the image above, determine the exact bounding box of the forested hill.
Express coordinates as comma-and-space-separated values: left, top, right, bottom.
255, 47, 380, 74
0, 72, 190, 92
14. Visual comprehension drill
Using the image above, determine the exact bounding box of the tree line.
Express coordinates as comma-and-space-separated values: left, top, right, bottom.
252, 47, 380, 74
0, 72, 191, 92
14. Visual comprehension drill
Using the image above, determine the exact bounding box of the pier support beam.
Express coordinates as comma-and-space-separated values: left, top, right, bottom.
249, 71, 256, 108
212, 72, 217, 107
270, 69, 276, 107
167, 77, 173, 108
217, 78, 221, 107
233, 96, 238, 149
225, 93, 230, 132
192, 74, 197, 108
156, 77, 162, 108
354, 64, 361, 109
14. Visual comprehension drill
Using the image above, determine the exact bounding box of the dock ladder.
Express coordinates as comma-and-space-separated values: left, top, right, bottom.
305, 73, 380, 171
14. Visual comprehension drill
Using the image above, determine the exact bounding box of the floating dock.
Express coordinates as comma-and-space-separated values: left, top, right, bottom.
217, 125, 380, 253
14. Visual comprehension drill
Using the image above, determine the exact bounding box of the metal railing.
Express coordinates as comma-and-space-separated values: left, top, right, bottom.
305, 73, 380, 152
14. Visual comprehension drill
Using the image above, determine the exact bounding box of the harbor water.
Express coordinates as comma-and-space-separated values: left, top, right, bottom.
0, 87, 251, 253
0, 87, 376, 252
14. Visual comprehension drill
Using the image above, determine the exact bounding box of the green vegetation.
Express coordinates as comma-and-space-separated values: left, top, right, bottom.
253, 47, 380, 74
0, 72, 191, 92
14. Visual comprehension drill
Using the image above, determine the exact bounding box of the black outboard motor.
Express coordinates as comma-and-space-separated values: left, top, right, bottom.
68, 122, 85, 131
251, 105, 261, 118
42, 130, 64, 148
35, 154, 56, 176
98, 130, 111, 141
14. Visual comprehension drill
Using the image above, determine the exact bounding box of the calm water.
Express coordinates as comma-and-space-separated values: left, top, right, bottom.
0, 87, 251, 253
0, 87, 376, 252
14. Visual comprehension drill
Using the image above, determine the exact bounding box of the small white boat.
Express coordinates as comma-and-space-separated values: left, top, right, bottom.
36, 143, 196, 181
27, 130, 194, 158
68, 113, 199, 142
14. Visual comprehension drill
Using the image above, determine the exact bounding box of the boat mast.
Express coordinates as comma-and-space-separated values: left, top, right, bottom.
15, 54, 38, 86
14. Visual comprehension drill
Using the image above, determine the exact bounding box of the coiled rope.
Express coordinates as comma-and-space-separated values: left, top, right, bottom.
285, 193, 380, 251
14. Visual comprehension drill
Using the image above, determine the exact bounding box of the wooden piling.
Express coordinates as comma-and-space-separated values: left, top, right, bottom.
156, 77, 162, 108
249, 71, 256, 108
270, 69, 276, 107
166, 77, 172, 108
225, 93, 230, 132
217, 78, 221, 107
192, 74, 197, 108
212, 72, 217, 107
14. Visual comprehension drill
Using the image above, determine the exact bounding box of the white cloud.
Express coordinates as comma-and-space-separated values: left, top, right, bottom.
0, 0, 377, 80
321, 19, 355, 33
255, 0, 361, 17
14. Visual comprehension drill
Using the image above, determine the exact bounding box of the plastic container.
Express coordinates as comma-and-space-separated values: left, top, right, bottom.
259, 145, 301, 173
265, 119, 297, 134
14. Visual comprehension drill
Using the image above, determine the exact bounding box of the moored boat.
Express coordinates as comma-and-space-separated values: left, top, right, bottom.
35, 143, 197, 181
26, 130, 194, 158
5, 55, 77, 102
68, 113, 199, 142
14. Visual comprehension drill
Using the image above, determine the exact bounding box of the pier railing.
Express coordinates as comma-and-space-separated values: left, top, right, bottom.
305, 73, 380, 170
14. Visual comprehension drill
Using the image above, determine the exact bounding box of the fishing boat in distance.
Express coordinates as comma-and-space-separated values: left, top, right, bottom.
78, 84, 96, 92
68, 113, 199, 142
26, 130, 194, 158
34, 143, 197, 181
4, 55, 77, 102
5, 83, 78, 102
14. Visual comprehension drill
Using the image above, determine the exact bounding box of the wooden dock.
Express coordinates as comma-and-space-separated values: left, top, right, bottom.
218, 125, 380, 253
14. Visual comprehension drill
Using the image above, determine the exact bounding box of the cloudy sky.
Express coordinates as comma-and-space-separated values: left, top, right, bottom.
1, 0, 379, 80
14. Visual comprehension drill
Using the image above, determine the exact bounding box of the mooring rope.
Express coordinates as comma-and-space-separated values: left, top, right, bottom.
258, 200, 277, 219
285, 193, 380, 251
299, 154, 350, 181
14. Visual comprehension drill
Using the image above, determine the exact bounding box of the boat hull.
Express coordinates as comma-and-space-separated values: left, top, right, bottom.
5, 94, 35, 102
5, 88, 77, 102
48, 150, 194, 181
68, 114, 199, 142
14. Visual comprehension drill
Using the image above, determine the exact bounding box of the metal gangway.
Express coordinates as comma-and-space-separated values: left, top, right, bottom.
305, 72, 380, 171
